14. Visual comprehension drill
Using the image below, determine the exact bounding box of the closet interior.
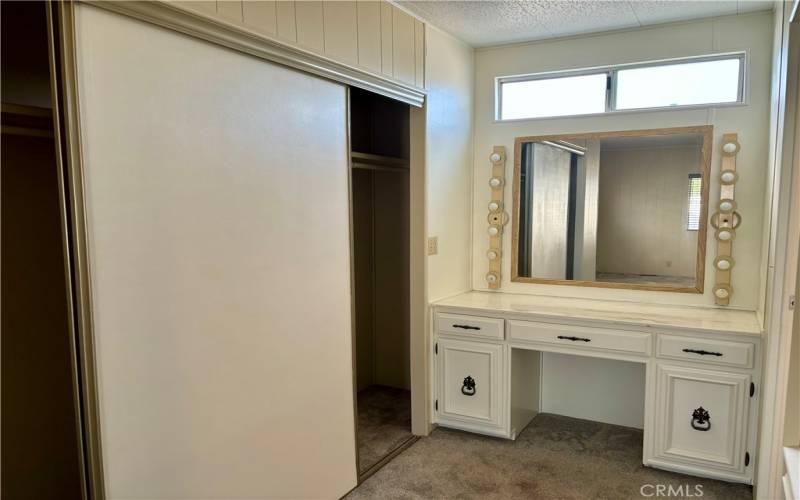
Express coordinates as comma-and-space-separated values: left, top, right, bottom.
349, 87, 413, 476
1, 2, 84, 497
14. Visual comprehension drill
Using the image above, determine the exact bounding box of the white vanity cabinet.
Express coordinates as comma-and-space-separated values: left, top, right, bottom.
436, 338, 506, 436
431, 292, 763, 484
433, 312, 508, 437
651, 364, 752, 478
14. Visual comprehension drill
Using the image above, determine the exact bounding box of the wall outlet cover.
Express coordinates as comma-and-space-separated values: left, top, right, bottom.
427, 236, 438, 255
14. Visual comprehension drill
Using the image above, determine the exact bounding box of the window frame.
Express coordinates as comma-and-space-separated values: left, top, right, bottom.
495, 52, 746, 122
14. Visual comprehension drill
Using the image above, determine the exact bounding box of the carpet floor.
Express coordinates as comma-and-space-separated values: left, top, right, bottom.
347, 413, 752, 499
358, 385, 413, 473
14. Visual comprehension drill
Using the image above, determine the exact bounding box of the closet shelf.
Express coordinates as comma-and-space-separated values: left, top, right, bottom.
351, 151, 409, 171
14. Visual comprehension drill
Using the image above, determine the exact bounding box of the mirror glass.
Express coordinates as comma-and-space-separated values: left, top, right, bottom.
512, 127, 711, 292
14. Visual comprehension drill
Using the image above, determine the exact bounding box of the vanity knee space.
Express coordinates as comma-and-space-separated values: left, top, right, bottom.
431, 302, 761, 484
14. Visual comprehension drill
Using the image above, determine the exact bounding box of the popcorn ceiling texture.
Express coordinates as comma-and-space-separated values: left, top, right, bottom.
399, 1, 772, 47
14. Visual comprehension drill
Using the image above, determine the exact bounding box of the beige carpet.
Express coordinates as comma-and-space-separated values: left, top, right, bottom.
358, 385, 413, 473
347, 413, 752, 499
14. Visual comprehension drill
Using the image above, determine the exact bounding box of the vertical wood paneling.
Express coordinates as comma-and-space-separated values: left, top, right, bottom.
295, 1, 324, 53
323, 1, 358, 65
217, 0, 243, 22
413, 18, 424, 88
242, 1, 277, 36
356, 0, 381, 73
175, 0, 425, 89
391, 6, 414, 84
275, 1, 296, 43
379, 1, 393, 77
183, 1, 217, 15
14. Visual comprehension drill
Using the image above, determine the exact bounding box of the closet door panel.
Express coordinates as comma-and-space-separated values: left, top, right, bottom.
73, 5, 355, 499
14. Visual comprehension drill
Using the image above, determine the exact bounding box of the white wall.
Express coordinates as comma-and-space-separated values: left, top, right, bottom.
470, 12, 773, 427
541, 354, 646, 429
473, 12, 774, 310
425, 25, 474, 302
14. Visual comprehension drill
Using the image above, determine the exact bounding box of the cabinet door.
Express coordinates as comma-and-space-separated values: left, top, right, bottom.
438, 339, 504, 429
654, 364, 750, 475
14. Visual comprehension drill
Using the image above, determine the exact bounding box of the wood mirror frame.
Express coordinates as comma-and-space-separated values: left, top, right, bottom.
511, 125, 713, 293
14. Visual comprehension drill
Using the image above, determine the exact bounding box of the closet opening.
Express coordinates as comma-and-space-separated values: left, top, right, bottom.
1, 1, 85, 497
349, 87, 415, 479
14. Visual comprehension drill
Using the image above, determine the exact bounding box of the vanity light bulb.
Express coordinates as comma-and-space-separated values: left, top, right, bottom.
720, 171, 736, 183
718, 230, 732, 241
490, 153, 502, 163
719, 201, 734, 212
487, 250, 498, 260
488, 201, 500, 212
715, 288, 730, 299
716, 259, 731, 271
489, 177, 503, 188
722, 142, 738, 154
486, 273, 498, 284
488, 226, 499, 236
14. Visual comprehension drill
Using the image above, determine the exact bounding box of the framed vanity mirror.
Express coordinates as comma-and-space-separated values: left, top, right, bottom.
511, 125, 712, 292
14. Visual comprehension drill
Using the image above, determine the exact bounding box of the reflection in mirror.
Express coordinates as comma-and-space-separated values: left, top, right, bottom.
512, 127, 711, 292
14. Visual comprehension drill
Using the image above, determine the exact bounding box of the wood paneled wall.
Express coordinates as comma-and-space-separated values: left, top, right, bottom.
180, 1, 425, 88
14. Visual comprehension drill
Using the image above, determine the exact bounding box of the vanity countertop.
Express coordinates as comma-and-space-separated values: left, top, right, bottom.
432, 291, 762, 337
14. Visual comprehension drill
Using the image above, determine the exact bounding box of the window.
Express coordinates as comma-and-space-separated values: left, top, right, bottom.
497, 53, 744, 121
686, 174, 703, 231
500, 73, 607, 120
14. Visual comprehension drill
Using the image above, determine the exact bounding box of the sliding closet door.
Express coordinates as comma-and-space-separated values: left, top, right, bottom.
72, 5, 355, 498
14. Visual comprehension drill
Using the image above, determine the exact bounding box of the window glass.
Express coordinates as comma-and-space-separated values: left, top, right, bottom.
615, 58, 741, 110
500, 73, 607, 120
686, 174, 703, 231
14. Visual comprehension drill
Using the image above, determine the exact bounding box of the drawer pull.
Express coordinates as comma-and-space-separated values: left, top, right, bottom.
682, 348, 723, 357
557, 335, 591, 342
461, 376, 476, 396
453, 324, 481, 331
691, 407, 711, 431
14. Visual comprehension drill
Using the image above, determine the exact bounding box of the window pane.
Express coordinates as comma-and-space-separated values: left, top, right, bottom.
501, 73, 607, 120
686, 174, 702, 231
616, 58, 741, 110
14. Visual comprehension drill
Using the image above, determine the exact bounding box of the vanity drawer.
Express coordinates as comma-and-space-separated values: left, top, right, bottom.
436, 312, 504, 340
508, 320, 651, 355
657, 334, 755, 369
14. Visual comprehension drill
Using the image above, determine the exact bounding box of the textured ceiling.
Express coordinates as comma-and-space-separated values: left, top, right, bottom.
398, 1, 773, 47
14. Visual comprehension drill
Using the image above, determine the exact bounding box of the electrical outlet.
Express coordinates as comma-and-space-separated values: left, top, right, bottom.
427, 236, 438, 256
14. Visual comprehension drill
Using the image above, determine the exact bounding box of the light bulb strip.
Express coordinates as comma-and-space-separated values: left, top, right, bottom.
487, 146, 507, 289
714, 133, 739, 306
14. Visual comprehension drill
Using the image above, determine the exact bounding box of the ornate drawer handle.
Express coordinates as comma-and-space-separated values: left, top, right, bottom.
691, 407, 711, 431
453, 324, 481, 330
682, 348, 723, 357
461, 376, 476, 396
557, 335, 591, 342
